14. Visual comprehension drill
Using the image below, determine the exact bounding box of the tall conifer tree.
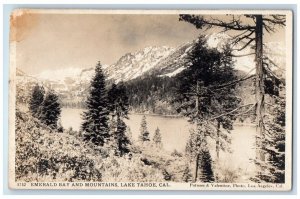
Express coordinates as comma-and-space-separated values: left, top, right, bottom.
108, 82, 129, 119
29, 84, 45, 118
108, 82, 131, 156
139, 115, 150, 142
198, 149, 214, 182
177, 36, 238, 182
179, 13, 286, 182
81, 61, 110, 146
182, 165, 193, 182
39, 90, 61, 129
115, 118, 131, 156
153, 127, 163, 148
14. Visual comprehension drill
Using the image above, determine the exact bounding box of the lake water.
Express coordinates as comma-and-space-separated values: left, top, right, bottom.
61, 108, 256, 177
60, 108, 192, 152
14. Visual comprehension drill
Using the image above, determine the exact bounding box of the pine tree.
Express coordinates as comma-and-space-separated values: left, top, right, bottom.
39, 90, 61, 129
81, 61, 110, 146
115, 118, 131, 156
107, 83, 119, 118
29, 84, 45, 118
264, 96, 285, 183
182, 165, 193, 182
177, 37, 238, 182
107, 82, 131, 156
254, 73, 286, 183
138, 115, 150, 142
185, 126, 214, 182
108, 82, 129, 119
116, 82, 130, 118
185, 129, 197, 157
198, 149, 215, 182
179, 13, 286, 182
153, 127, 163, 148
176, 37, 239, 123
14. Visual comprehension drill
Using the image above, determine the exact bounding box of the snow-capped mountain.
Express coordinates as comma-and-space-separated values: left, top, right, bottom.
33, 33, 285, 84
75, 46, 175, 84
151, 41, 195, 77
16, 33, 285, 106
107, 46, 175, 81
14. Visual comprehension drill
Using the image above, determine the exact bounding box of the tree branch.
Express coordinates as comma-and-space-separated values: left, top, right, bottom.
263, 62, 285, 85
232, 30, 255, 46
212, 73, 255, 90
264, 56, 285, 71
233, 38, 255, 51
202, 103, 256, 123
263, 17, 286, 26
179, 14, 256, 31
230, 52, 255, 57
229, 30, 249, 40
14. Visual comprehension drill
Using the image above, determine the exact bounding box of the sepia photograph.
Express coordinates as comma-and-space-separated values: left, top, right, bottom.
9, 9, 293, 190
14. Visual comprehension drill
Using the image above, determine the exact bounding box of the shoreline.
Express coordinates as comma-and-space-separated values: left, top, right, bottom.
61, 108, 256, 126
129, 112, 183, 118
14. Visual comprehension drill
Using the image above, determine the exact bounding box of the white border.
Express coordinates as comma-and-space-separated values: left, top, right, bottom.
8, 9, 293, 191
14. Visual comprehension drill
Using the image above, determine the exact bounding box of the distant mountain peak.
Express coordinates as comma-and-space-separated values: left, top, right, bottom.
105, 45, 175, 82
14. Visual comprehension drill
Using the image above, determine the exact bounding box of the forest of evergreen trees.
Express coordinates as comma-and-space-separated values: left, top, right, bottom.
29, 85, 62, 131
124, 75, 179, 115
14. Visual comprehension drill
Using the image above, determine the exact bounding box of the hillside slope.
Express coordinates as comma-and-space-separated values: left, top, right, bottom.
15, 109, 189, 182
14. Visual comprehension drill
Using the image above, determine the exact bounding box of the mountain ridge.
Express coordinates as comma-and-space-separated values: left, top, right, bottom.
16, 33, 285, 108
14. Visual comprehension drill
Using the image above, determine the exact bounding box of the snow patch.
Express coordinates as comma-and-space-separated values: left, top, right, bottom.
160, 67, 186, 77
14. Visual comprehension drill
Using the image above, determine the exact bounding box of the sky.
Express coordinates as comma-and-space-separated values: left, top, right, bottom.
12, 12, 286, 75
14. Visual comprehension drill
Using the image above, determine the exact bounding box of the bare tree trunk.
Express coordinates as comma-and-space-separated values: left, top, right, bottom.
254, 15, 266, 173
194, 81, 200, 182
196, 81, 200, 116
215, 121, 221, 182
216, 121, 220, 160
194, 153, 200, 182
